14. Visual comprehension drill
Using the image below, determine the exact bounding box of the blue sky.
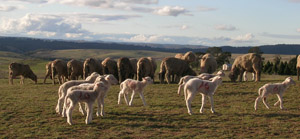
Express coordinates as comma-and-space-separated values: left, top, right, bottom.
0, 0, 300, 46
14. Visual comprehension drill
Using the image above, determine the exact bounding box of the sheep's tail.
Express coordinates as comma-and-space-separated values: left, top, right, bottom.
177, 84, 183, 95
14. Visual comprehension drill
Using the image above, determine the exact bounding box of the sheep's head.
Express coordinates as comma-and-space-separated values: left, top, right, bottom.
30, 73, 37, 84
94, 81, 107, 91
216, 70, 225, 77
143, 77, 153, 84
86, 73, 100, 81
105, 74, 118, 85
228, 72, 238, 82
285, 77, 296, 85
212, 76, 222, 85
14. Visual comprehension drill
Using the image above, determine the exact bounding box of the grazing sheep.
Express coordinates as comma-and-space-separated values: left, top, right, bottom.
254, 77, 295, 110
117, 57, 134, 84
184, 76, 222, 115
51, 59, 68, 84
137, 57, 154, 81
102, 57, 119, 81
67, 59, 83, 80
43, 61, 53, 84
118, 77, 153, 106
297, 55, 300, 81
177, 70, 224, 95
175, 51, 197, 64
200, 53, 217, 74
64, 82, 107, 125
159, 57, 196, 84
83, 58, 103, 79
8, 62, 37, 85
243, 71, 255, 81
229, 53, 262, 82
147, 57, 157, 82
130, 58, 138, 80
55, 72, 100, 115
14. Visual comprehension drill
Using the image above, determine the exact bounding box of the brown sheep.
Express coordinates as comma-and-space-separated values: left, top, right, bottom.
137, 57, 153, 81
297, 55, 300, 80
51, 59, 68, 85
175, 51, 197, 63
83, 58, 103, 79
147, 57, 157, 82
228, 53, 262, 82
117, 57, 134, 83
9, 62, 37, 85
130, 58, 138, 80
200, 53, 217, 74
67, 59, 83, 80
102, 57, 119, 81
159, 57, 196, 84
43, 61, 53, 84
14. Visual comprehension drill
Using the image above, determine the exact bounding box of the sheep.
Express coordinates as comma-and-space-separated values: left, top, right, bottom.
51, 59, 68, 84
9, 62, 37, 85
102, 57, 119, 81
130, 58, 138, 80
137, 57, 153, 81
83, 58, 103, 79
69, 74, 118, 117
67, 59, 83, 80
117, 57, 134, 84
184, 76, 222, 115
243, 71, 255, 81
118, 77, 153, 106
254, 77, 295, 110
64, 81, 107, 125
43, 61, 53, 84
55, 72, 100, 115
200, 53, 217, 74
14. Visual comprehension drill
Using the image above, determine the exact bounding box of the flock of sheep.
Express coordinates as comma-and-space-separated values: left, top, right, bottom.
7, 52, 299, 125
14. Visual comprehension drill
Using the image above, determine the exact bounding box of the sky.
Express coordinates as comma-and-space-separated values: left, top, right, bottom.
0, 0, 300, 46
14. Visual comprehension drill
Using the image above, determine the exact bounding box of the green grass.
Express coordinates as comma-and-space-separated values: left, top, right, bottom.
1, 76, 300, 138
1, 50, 300, 138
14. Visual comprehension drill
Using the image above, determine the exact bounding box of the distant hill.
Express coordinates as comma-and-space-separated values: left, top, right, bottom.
0, 36, 300, 55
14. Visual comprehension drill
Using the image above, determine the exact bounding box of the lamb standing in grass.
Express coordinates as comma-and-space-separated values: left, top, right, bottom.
55, 72, 100, 115
184, 76, 222, 115
254, 77, 295, 110
177, 70, 224, 95
118, 77, 153, 106
64, 82, 107, 125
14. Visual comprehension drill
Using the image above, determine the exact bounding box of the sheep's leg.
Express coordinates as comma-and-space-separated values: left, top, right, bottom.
200, 94, 206, 113
20, 76, 24, 84
99, 96, 105, 116
139, 91, 147, 106
177, 84, 183, 95
66, 101, 75, 125
254, 97, 260, 110
243, 71, 248, 81
252, 73, 256, 81
124, 93, 129, 105
208, 95, 215, 113
276, 94, 284, 110
9, 73, 13, 85
262, 97, 270, 109
118, 90, 123, 105
165, 71, 171, 84
78, 102, 87, 116
129, 91, 136, 106
86, 103, 93, 124
56, 94, 66, 115
185, 91, 195, 115
58, 74, 62, 84
238, 69, 244, 82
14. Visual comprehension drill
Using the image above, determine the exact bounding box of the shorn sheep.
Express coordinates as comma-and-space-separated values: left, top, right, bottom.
64, 82, 107, 125
254, 77, 295, 110
118, 77, 153, 106
184, 76, 222, 115
55, 72, 100, 115
9, 62, 37, 85
177, 70, 225, 95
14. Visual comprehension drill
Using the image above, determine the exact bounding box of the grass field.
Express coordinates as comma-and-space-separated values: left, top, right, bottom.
1, 50, 300, 138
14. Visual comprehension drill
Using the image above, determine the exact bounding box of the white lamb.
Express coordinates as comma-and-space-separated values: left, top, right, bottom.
177, 70, 224, 96
62, 74, 118, 117
118, 77, 153, 106
55, 72, 100, 115
184, 76, 222, 115
64, 81, 107, 125
254, 77, 295, 110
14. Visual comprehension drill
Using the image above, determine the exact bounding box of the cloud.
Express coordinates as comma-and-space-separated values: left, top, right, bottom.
215, 24, 237, 31
120, 34, 174, 43
261, 32, 300, 39
64, 13, 141, 23
198, 6, 217, 12
0, 5, 20, 12
297, 28, 300, 32
181, 25, 188, 30
1, 0, 47, 3
233, 33, 254, 41
154, 6, 190, 16
288, 0, 300, 3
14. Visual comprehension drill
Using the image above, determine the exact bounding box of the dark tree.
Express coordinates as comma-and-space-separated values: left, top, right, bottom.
248, 47, 263, 55
207, 47, 222, 57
